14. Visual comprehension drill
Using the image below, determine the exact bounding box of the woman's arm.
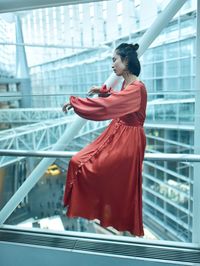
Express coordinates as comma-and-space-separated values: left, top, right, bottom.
62, 102, 73, 113
62, 84, 112, 113
70, 83, 143, 121
88, 84, 113, 97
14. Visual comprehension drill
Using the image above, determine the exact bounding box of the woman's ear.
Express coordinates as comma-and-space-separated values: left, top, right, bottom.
124, 57, 129, 68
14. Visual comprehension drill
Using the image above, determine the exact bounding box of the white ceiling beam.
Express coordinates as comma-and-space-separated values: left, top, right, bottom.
0, 0, 103, 13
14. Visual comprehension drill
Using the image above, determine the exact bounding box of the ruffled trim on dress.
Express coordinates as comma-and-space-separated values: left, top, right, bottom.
75, 119, 122, 175
65, 120, 145, 236
64, 119, 121, 207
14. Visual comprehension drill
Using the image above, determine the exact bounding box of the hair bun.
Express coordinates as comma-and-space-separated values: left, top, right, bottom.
133, 43, 139, 51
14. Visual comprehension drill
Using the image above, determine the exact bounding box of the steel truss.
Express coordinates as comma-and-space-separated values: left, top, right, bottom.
0, 115, 108, 167
0, 108, 65, 123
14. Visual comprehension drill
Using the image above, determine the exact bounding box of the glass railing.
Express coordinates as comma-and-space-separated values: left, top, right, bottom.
0, 150, 199, 244
0, 90, 197, 244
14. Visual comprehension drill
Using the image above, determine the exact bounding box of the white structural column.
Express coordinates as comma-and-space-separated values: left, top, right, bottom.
15, 15, 32, 108
15, 16, 30, 78
137, 0, 187, 57
0, 0, 187, 225
193, 0, 200, 244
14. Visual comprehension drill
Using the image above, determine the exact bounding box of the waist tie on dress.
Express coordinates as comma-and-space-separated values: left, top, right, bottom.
116, 118, 143, 128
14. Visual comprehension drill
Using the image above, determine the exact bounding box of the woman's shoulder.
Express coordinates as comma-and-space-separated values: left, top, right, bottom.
133, 80, 145, 87
126, 81, 147, 99
125, 80, 146, 90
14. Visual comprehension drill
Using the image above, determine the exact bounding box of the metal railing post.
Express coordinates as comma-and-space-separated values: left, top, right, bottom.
193, 0, 200, 244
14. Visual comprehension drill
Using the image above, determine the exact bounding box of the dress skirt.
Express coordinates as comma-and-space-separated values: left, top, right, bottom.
63, 118, 146, 236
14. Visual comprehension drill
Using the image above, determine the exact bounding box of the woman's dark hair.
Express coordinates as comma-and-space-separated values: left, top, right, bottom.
115, 43, 141, 76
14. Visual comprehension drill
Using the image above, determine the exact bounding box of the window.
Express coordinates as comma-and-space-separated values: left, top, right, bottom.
155, 62, 163, 77
180, 58, 191, 76
166, 60, 178, 76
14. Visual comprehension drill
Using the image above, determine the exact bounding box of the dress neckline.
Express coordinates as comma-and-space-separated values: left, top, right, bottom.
122, 80, 141, 90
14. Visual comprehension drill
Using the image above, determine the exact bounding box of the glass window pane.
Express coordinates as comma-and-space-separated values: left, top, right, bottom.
166, 60, 178, 76
165, 43, 178, 59
180, 58, 191, 76
155, 62, 163, 77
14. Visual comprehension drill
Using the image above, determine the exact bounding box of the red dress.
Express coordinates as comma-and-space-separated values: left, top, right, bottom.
63, 80, 147, 236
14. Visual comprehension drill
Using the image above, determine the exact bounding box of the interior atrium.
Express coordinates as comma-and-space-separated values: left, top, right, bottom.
0, 0, 200, 265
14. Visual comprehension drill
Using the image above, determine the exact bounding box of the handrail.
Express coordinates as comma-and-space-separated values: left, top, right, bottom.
0, 149, 75, 158
0, 149, 199, 162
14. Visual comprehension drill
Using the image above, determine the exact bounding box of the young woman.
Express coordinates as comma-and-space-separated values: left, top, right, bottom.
62, 43, 147, 236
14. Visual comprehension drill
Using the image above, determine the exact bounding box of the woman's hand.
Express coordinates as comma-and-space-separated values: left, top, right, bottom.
62, 102, 72, 113
88, 86, 101, 95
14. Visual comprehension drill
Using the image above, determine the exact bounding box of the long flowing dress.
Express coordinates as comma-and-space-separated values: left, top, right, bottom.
63, 80, 147, 236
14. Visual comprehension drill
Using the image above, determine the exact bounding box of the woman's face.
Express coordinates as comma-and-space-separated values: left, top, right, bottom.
112, 52, 127, 76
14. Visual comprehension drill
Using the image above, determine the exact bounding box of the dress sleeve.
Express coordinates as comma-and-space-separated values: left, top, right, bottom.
98, 84, 113, 97
70, 84, 142, 121
99, 84, 113, 94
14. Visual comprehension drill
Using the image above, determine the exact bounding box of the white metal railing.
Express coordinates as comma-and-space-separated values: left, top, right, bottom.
0, 149, 200, 162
